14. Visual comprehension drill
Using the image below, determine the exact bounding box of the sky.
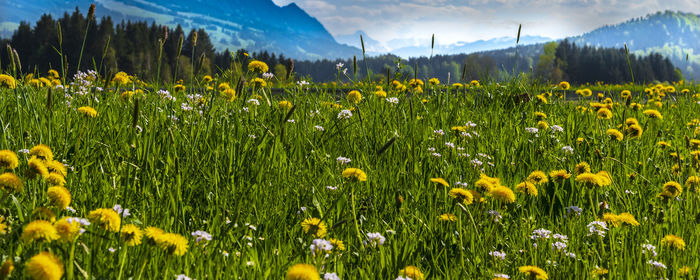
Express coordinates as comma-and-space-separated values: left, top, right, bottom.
271, 0, 700, 45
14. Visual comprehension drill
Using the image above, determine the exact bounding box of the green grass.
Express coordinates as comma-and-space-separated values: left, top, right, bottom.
1, 71, 700, 280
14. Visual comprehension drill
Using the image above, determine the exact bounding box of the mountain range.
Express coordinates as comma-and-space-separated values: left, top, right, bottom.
0, 0, 360, 60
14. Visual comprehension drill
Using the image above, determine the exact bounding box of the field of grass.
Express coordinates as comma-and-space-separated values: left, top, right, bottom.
1, 65, 700, 280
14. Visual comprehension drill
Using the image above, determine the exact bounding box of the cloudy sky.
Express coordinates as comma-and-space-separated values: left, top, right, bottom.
272, 0, 700, 45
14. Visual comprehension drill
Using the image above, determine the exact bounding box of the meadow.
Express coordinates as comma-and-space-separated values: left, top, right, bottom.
0, 60, 699, 280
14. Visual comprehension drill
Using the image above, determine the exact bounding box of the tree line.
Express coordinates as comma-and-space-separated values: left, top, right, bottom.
0, 7, 681, 85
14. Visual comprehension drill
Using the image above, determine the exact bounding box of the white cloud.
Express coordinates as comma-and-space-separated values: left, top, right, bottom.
273, 0, 700, 46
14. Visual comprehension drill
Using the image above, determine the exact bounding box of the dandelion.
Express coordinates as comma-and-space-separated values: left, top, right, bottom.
549, 170, 571, 181
0, 150, 19, 170
29, 144, 53, 161
399, 266, 425, 280
249, 78, 267, 88
573, 162, 590, 175
0, 74, 17, 89
25, 252, 64, 280
221, 89, 236, 101
430, 177, 449, 188
515, 181, 538, 196
606, 129, 624, 141
156, 233, 189, 256
285, 264, 319, 280
279, 100, 293, 111
329, 238, 345, 251
21, 220, 58, 243
77, 106, 98, 118
120, 224, 143, 246
54, 217, 81, 242
596, 108, 612, 119
301, 218, 327, 238
661, 234, 685, 250
438, 213, 458, 222
342, 168, 367, 182
591, 267, 609, 278
248, 60, 269, 73
489, 186, 516, 203
87, 208, 121, 232
518, 265, 548, 280
448, 188, 473, 205
643, 109, 663, 120
46, 186, 71, 209
576, 173, 602, 187
558, 81, 570, 90
0, 172, 23, 193
660, 181, 682, 198
526, 171, 548, 185
347, 90, 362, 103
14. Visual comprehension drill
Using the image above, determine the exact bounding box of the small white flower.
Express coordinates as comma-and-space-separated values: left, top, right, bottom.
191, 230, 213, 243
445, 142, 455, 148
337, 110, 353, 119
525, 127, 539, 134
587, 221, 608, 237
562, 146, 574, 154
364, 232, 386, 247
494, 273, 510, 279
287, 119, 295, 123
108, 247, 117, 253
314, 125, 325, 131
310, 239, 334, 256
262, 72, 274, 79
112, 204, 130, 217
324, 272, 341, 280
336, 156, 352, 164
433, 129, 444, 136
550, 125, 563, 132
246, 261, 255, 267
489, 251, 506, 260
18, 149, 30, 154
247, 99, 260, 106
386, 97, 399, 104
175, 274, 193, 280
66, 206, 76, 213
326, 185, 338, 190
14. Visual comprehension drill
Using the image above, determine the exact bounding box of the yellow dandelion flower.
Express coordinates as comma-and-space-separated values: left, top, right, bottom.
218, 82, 230, 91
475, 174, 501, 192
0, 172, 23, 193
285, 264, 319, 280
438, 213, 458, 222
549, 170, 571, 181
527, 171, 549, 185
625, 124, 643, 138
0, 74, 17, 89
173, 84, 186, 92
44, 173, 66, 186
515, 181, 538, 196
120, 224, 143, 246
452, 83, 463, 88
519, 265, 548, 279
46, 186, 71, 209
643, 109, 663, 120
686, 176, 700, 191
87, 208, 121, 232
662, 181, 682, 197
144, 226, 164, 244
0, 150, 19, 170
0, 216, 8, 235
678, 266, 691, 277
489, 186, 516, 203
448, 188, 473, 205
576, 172, 602, 187
202, 75, 213, 83
220, 88, 236, 101
347, 90, 362, 103
25, 252, 64, 280
29, 144, 53, 161
54, 217, 81, 243
534, 112, 547, 120
399, 266, 425, 280
249, 77, 266, 88
342, 168, 367, 182
374, 90, 387, 98
48, 69, 59, 79
77, 106, 98, 118
329, 238, 345, 251
661, 234, 685, 250
21, 220, 58, 243
112, 72, 131, 86
46, 161, 67, 177
573, 162, 591, 176
156, 233, 189, 256
606, 129, 624, 141
470, 80, 480, 87
428, 78, 440, 85
248, 60, 269, 73
591, 267, 609, 278
596, 108, 613, 119
536, 121, 549, 130
279, 100, 293, 111
430, 177, 449, 188
301, 218, 327, 238
595, 171, 612, 186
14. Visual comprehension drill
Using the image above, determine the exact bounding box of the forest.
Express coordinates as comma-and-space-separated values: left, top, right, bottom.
0, 7, 681, 84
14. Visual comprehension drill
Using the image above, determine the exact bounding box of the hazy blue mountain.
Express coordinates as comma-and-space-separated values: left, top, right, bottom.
569, 11, 700, 79
385, 35, 553, 58
335, 30, 389, 53
0, 0, 360, 60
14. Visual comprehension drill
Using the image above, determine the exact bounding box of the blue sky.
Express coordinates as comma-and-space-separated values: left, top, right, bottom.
272, 0, 700, 45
